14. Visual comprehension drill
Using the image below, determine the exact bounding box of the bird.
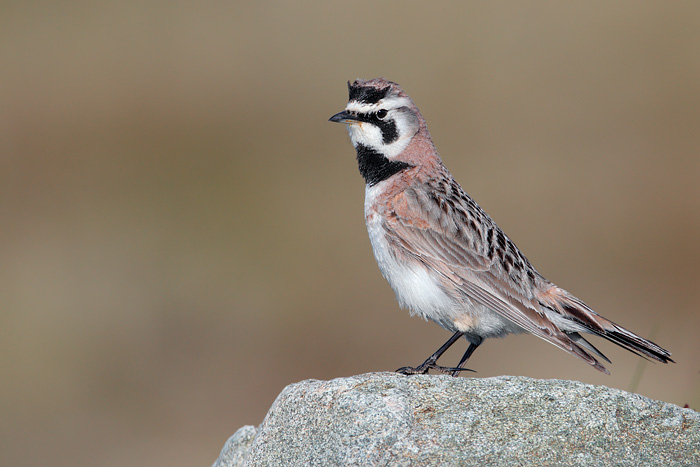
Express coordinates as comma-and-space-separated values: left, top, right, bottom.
329, 78, 673, 376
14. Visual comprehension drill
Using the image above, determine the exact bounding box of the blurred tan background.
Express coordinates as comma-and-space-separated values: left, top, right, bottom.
2, 1, 699, 466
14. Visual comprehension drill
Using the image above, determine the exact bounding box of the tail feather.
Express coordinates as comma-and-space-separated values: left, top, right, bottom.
538, 285, 674, 369
568, 333, 611, 364
598, 325, 674, 363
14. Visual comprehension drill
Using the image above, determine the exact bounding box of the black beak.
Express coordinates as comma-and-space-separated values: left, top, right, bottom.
329, 110, 360, 123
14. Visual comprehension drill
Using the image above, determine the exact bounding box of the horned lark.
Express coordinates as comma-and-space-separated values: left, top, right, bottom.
329, 78, 673, 375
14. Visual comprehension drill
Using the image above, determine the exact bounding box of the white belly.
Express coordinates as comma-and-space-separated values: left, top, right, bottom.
364, 183, 525, 339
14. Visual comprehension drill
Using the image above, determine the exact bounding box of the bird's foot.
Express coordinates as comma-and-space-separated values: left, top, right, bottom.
395, 365, 430, 375
396, 363, 475, 376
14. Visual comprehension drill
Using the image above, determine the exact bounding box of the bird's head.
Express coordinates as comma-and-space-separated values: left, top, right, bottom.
329, 78, 422, 160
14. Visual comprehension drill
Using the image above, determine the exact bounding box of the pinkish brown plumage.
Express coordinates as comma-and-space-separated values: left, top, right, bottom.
330, 78, 673, 375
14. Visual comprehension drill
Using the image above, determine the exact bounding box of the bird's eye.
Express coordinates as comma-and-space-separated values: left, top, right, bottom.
376, 109, 388, 119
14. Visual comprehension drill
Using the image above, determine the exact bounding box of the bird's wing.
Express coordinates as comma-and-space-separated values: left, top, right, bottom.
383, 182, 610, 372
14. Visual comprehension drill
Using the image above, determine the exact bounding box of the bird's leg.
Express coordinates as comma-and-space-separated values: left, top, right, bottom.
450, 337, 482, 377
396, 331, 472, 375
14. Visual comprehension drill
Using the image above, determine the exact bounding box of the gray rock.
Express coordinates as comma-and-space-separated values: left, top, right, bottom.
213, 373, 700, 467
